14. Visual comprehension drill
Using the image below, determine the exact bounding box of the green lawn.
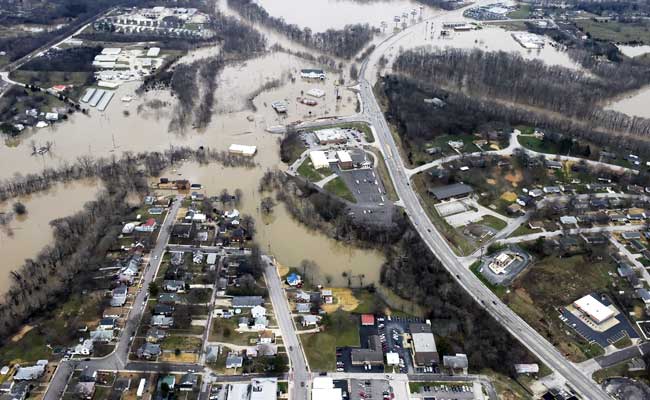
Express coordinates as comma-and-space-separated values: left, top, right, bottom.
509, 223, 540, 238
470, 261, 506, 298
0, 330, 50, 365
576, 19, 650, 44
430, 134, 480, 154
323, 177, 356, 203
302, 311, 359, 371
478, 215, 507, 231
507, 4, 531, 19
297, 159, 329, 182
161, 335, 203, 351
209, 318, 257, 346
517, 135, 560, 155
612, 334, 632, 349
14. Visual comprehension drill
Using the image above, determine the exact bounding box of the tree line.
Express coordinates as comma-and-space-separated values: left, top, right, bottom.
0, 146, 255, 203
227, 0, 376, 59
259, 169, 539, 375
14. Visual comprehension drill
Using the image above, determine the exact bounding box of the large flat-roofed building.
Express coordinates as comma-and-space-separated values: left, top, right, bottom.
312, 377, 342, 400
301, 69, 326, 80
488, 252, 516, 275
409, 323, 438, 366
228, 144, 257, 157
309, 151, 330, 170
427, 183, 474, 201
337, 150, 353, 170
314, 128, 347, 145
351, 335, 383, 365
573, 294, 614, 324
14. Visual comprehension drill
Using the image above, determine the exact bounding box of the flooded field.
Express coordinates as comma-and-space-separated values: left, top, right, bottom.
0, 180, 100, 293
255, 0, 432, 32
605, 86, 650, 119
617, 44, 650, 58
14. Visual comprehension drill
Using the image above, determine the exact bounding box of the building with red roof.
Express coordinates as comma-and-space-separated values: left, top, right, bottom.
361, 314, 375, 326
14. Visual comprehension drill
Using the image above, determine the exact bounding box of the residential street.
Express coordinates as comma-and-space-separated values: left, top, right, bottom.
43, 196, 184, 400
262, 256, 309, 400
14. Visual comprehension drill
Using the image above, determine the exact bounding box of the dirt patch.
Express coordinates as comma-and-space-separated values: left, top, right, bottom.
159, 352, 198, 363
10, 325, 33, 342
514, 288, 534, 304
504, 170, 523, 186
489, 143, 501, 151
276, 261, 290, 279
500, 191, 517, 202
486, 178, 497, 185
321, 288, 360, 313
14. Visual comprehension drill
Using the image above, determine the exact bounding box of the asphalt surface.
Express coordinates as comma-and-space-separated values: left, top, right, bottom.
43, 196, 183, 400
350, 5, 612, 399
263, 256, 309, 400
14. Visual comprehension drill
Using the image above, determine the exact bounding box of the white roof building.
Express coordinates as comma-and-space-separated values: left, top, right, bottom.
146, 47, 161, 57
228, 144, 257, 156
314, 128, 346, 144
101, 48, 122, 55
573, 294, 614, 324
386, 352, 400, 365
336, 150, 352, 164
312, 377, 342, 400
307, 88, 325, 98
250, 378, 277, 400
309, 151, 330, 170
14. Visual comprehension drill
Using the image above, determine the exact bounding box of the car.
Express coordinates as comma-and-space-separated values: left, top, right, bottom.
300, 382, 305, 388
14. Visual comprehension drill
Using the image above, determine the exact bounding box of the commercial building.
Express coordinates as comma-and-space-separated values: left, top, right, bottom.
250, 378, 277, 400
409, 323, 438, 366
488, 252, 516, 275
337, 150, 353, 169
309, 151, 330, 170
351, 335, 383, 366
312, 377, 342, 400
228, 144, 257, 157
301, 69, 326, 80
573, 294, 614, 324
314, 128, 347, 145
427, 183, 474, 201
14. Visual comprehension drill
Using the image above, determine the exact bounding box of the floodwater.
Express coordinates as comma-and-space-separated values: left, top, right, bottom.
0, 50, 382, 291
617, 44, 650, 58
605, 86, 650, 119
0, 180, 100, 293
160, 162, 385, 287
255, 0, 432, 32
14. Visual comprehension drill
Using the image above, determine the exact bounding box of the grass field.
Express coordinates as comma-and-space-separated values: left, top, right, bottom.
576, 19, 650, 44
517, 135, 560, 155
297, 159, 329, 182
503, 255, 616, 362
507, 4, 531, 19
323, 177, 356, 203
210, 319, 257, 346
478, 215, 507, 231
161, 336, 203, 351
315, 122, 374, 143
302, 311, 360, 371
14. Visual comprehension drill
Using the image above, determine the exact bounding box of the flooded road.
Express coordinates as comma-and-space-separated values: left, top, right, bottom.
0, 180, 100, 293
255, 0, 431, 32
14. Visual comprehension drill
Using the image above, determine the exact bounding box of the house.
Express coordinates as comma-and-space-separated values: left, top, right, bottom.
253, 317, 268, 330
610, 214, 628, 224
157, 375, 176, 392
146, 327, 167, 343
251, 305, 266, 319
163, 280, 185, 292
172, 224, 193, 239
74, 382, 96, 400
637, 289, 650, 305
294, 291, 311, 303
515, 364, 540, 375
102, 307, 122, 319
13, 363, 46, 381
543, 186, 562, 194
178, 374, 198, 391
193, 251, 204, 264
74, 340, 94, 356
153, 303, 174, 316
232, 296, 264, 308
98, 318, 116, 330
226, 353, 244, 369
137, 343, 161, 360
302, 315, 320, 327
111, 285, 128, 307
90, 330, 114, 343
286, 273, 302, 287
545, 160, 562, 169
516, 195, 533, 207
238, 317, 249, 330
258, 330, 275, 344
158, 293, 180, 304
590, 198, 609, 209
529, 189, 544, 198
206, 253, 218, 265
135, 218, 157, 232
628, 213, 646, 221
507, 203, 524, 215
622, 232, 642, 241
296, 303, 311, 313
205, 345, 221, 363
256, 343, 278, 357
321, 289, 333, 304
151, 315, 174, 328
79, 366, 97, 382
171, 252, 184, 266
560, 216, 577, 225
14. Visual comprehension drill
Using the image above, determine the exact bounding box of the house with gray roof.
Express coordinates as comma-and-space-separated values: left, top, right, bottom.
151, 315, 174, 328
226, 353, 243, 369
232, 296, 264, 308
137, 343, 161, 360
427, 183, 474, 201
111, 285, 128, 307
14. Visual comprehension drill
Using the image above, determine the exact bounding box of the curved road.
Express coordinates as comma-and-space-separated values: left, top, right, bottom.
353, 7, 612, 400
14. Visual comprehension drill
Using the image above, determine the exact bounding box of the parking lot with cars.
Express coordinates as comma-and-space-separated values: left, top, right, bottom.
412, 383, 476, 400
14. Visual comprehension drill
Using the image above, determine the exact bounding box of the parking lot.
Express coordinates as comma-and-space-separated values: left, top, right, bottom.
411, 383, 477, 399
337, 167, 387, 205
349, 379, 392, 400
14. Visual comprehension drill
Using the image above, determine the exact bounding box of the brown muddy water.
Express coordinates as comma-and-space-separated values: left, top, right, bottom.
0, 50, 382, 292
0, 180, 100, 293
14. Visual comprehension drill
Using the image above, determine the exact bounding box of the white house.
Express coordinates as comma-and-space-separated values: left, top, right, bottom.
74, 339, 94, 356
251, 305, 266, 319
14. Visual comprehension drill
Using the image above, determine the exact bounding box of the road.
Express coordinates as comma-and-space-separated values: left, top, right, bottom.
352, 6, 612, 399
262, 256, 309, 400
43, 196, 184, 400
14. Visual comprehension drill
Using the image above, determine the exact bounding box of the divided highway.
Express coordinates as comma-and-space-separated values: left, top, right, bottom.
355, 15, 612, 400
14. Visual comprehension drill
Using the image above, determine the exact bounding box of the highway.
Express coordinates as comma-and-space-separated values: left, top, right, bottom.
353, 8, 612, 400
43, 196, 184, 400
